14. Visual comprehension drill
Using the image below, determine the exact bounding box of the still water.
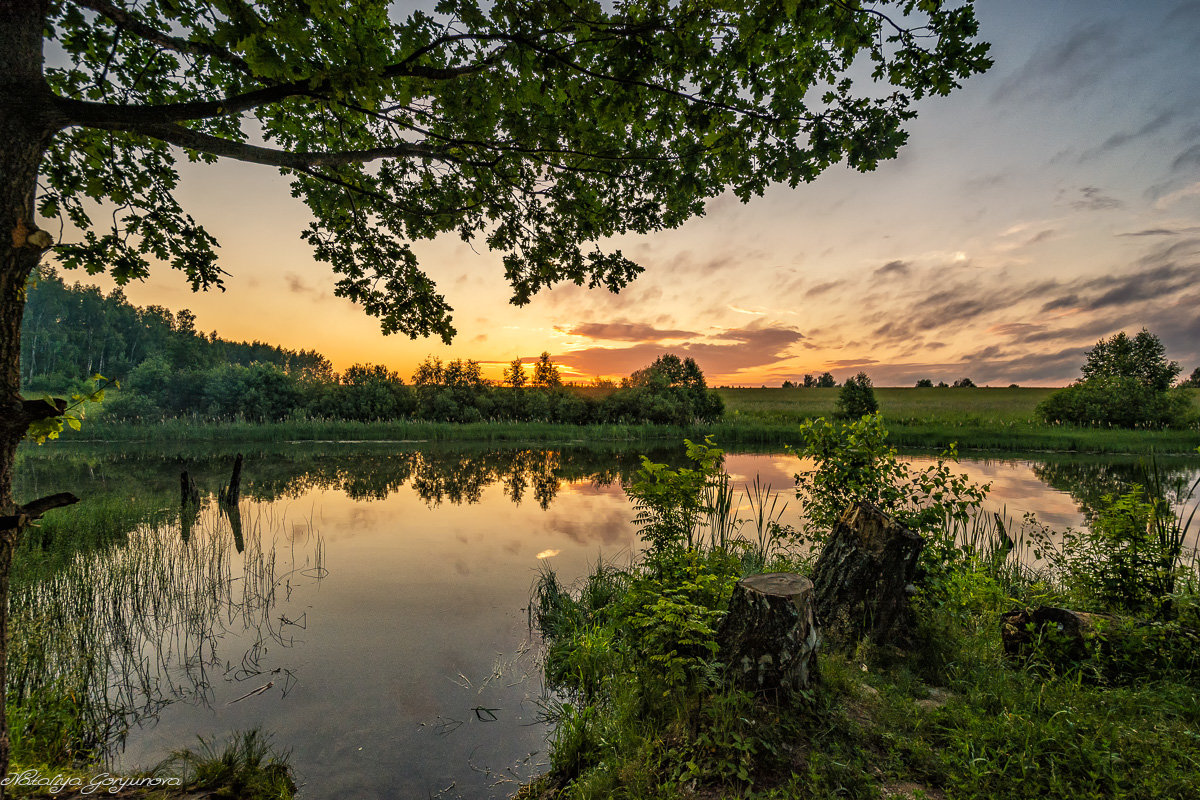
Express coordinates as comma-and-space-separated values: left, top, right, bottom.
12, 443, 1200, 798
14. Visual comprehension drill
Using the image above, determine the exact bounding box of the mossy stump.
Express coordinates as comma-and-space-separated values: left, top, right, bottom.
1000, 606, 1114, 666
810, 501, 923, 651
718, 572, 819, 699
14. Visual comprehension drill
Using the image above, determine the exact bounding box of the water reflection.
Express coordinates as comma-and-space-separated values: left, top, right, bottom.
11, 441, 1200, 799
8, 502, 323, 758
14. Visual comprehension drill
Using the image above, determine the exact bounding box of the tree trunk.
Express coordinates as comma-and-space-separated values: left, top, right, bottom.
810, 501, 924, 651
717, 573, 819, 699
1, 2, 57, 790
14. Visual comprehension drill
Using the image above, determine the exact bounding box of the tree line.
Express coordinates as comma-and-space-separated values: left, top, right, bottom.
21, 268, 331, 392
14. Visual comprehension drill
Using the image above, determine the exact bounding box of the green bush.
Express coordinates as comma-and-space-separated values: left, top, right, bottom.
834, 371, 878, 419
1037, 377, 1193, 429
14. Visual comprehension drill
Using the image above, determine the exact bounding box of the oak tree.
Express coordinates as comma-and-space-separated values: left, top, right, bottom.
0, 0, 989, 781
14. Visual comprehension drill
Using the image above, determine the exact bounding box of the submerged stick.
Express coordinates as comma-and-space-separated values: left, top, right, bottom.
227, 680, 274, 705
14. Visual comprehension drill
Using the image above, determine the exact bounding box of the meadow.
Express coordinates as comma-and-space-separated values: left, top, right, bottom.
57, 386, 1200, 454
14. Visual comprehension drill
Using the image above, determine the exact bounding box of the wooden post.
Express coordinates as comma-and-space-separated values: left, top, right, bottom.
810, 501, 924, 651
220, 453, 243, 507
717, 572, 819, 699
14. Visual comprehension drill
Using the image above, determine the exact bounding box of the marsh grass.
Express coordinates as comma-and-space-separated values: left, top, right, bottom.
156, 729, 296, 800
7, 501, 324, 767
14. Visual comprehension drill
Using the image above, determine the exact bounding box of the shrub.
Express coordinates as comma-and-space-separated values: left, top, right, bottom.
1037, 376, 1193, 429
834, 371, 878, 419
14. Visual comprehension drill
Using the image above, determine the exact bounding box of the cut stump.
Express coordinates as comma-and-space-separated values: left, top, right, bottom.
718, 572, 819, 698
1000, 606, 1114, 666
810, 501, 923, 651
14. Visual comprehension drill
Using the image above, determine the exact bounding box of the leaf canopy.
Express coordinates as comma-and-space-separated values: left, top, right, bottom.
41, 0, 991, 342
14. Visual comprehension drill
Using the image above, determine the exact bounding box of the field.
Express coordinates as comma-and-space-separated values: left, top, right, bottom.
49, 386, 1200, 454
717, 386, 1200, 454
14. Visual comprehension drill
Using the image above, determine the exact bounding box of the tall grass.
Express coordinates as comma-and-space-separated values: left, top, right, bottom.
7, 501, 324, 765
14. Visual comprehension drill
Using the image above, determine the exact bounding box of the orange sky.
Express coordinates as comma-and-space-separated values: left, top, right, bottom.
56, 1, 1200, 387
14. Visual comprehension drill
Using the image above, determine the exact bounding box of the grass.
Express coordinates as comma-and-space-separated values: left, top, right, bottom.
47, 387, 1200, 454
7, 501, 321, 777
523, 438, 1200, 800
719, 387, 1200, 453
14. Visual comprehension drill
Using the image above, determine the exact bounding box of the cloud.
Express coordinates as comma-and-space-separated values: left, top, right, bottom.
993, 21, 1125, 102
1118, 228, 1183, 237
1071, 186, 1123, 211
1171, 143, 1200, 171
805, 280, 845, 298
283, 272, 320, 297
1080, 108, 1179, 160
1154, 181, 1200, 210
1040, 266, 1195, 313
552, 321, 806, 380
873, 260, 910, 278
989, 322, 1047, 337
558, 321, 699, 342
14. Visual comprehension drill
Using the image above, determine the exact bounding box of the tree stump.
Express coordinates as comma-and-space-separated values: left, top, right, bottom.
1000, 606, 1114, 666
717, 572, 819, 698
810, 501, 924, 651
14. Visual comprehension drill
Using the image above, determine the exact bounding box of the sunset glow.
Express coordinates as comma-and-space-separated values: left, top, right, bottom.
64, 0, 1200, 387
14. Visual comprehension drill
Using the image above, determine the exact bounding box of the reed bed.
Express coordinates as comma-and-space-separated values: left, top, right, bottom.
7, 501, 324, 763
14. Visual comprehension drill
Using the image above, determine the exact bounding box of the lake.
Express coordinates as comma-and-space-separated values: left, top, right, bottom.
11, 441, 1200, 798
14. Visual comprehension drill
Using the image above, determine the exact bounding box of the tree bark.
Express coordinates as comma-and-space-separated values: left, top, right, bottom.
809, 501, 924, 651
1, 2, 56, 790
717, 573, 819, 699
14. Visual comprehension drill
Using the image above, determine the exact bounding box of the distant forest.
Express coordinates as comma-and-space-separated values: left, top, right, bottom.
20, 270, 722, 425
21, 268, 330, 391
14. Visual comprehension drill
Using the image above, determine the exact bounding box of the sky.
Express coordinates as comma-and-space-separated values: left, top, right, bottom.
58, 0, 1200, 386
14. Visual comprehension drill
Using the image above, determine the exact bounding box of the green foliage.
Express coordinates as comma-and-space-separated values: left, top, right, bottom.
1180, 367, 1200, 388
532, 352, 563, 388
24, 375, 112, 444
1037, 376, 1194, 429
1082, 328, 1181, 391
21, 269, 331, 389
628, 437, 725, 554
792, 413, 988, 539
1039, 329, 1193, 429
158, 730, 296, 800
504, 358, 527, 388
815, 372, 837, 388
834, 371, 878, 419
37, 0, 991, 341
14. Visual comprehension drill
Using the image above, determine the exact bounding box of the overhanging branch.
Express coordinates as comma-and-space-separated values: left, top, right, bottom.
70, 0, 252, 73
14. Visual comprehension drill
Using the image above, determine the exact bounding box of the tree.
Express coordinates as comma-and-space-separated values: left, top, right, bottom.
1181, 367, 1200, 389
1038, 328, 1192, 429
952, 377, 976, 388
0, 0, 990, 779
411, 355, 444, 387
503, 358, 527, 388
1082, 329, 1181, 392
915, 378, 934, 388
781, 380, 795, 389
531, 352, 562, 388
835, 372, 878, 419
802, 374, 817, 388
816, 372, 837, 388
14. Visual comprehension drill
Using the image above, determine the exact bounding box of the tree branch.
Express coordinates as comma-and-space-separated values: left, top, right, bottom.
69, 0, 252, 73
0, 492, 79, 532
66, 117, 457, 168
53, 47, 501, 127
